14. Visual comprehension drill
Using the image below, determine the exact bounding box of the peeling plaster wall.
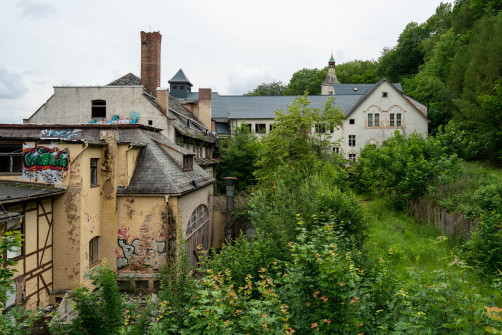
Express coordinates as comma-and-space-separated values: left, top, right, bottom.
27, 86, 172, 138
115, 196, 168, 273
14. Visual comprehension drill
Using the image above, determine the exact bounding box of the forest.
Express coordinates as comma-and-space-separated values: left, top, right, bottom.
0, 0, 501, 334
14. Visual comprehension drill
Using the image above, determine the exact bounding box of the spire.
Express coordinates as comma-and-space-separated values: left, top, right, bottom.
328, 51, 335, 68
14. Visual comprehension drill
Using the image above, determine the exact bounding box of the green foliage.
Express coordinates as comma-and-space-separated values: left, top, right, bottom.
335, 60, 380, 84
245, 80, 287, 96
52, 263, 123, 335
283, 68, 327, 95
255, 93, 343, 183
216, 124, 262, 192
355, 131, 461, 207
466, 211, 502, 275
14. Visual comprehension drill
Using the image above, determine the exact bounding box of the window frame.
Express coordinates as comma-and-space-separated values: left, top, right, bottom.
0, 144, 23, 174
183, 155, 194, 172
396, 113, 402, 127
255, 123, 266, 134
348, 135, 356, 147
91, 100, 106, 118
4, 215, 24, 260
348, 153, 356, 162
368, 113, 373, 127
89, 236, 99, 265
90, 158, 99, 187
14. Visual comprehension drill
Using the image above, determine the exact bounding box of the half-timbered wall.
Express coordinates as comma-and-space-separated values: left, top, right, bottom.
5, 197, 54, 310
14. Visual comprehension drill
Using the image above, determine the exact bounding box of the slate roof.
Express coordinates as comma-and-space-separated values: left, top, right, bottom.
333, 83, 403, 95
107, 73, 142, 86
120, 131, 214, 196
168, 69, 193, 86
0, 181, 66, 205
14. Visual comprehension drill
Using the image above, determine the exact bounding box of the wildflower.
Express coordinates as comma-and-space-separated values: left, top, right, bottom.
320, 296, 328, 302
311, 323, 318, 328
351, 296, 359, 304
323, 319, 331, 325
339, 282, 345, 286
313, 291, 320, 298
259, 268, 266, 272
357, 322, 363, 327
235, 310, 242, 314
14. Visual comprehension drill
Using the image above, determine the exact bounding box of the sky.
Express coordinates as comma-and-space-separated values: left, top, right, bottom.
0, 0, 450, 124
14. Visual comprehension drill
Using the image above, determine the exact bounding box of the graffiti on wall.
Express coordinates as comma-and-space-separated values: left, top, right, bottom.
40, 129, 82, 139
116, 220, 166, 271
89, 111, 141, 125
22, 146, 70, 184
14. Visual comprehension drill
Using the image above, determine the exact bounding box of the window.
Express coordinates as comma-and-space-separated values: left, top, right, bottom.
328, 90, 334, 95
5, 214, 23, 259
148, 120, 153, 126
172, 85, 178, 90
333, 147, 339, 153
0, 144, 22, 173
382, 92, 388, 97
91, 100, 106, 118
315, 123, 326, 133
269, 124, 275, 132
255, 123, 266, 134
349, 153, 356, 162
186, 119, 191, 129
244, 124, 252, 132
349, 135, 356, 146
349, 119, 355, 125
89, 236, 99, 265
390, 114, 395, 127
185, 205, 209, 237
90, 158, 99, 186
179, 85, 184, 90
396, 113, 402, 127
183, 155, 194, 172
374, 113, 380, 127
368, 113, 373, 127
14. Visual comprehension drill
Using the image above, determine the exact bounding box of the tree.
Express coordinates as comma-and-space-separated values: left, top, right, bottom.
335, 60, 380, 84
284, 68, 327, 95
244, 80, 287, 96
255, 94, 344, 182
216, 124, 262, 191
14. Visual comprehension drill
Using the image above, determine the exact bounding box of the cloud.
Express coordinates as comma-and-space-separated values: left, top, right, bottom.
0, 67, 28, 99
226, 63, 277, 95
18, 0, 56, 20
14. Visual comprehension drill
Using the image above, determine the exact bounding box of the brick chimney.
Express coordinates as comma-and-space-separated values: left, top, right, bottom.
141, 31, 162, 98
198, 88, 212, 130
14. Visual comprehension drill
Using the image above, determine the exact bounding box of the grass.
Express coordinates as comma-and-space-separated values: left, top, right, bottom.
363, 197, 455, 280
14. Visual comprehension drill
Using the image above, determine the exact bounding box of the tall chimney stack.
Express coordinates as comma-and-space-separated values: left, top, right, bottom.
141, 31, 162, 98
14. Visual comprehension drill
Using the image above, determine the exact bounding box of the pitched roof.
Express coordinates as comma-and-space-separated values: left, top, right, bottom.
120, 131, 214, 196
168, 69, 193, 86
107, 73, 142, 86
333, 83, 402, 95
0, 181, 66, 205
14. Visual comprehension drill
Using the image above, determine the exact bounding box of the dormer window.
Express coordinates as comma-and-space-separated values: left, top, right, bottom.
92, 100, 106, 118
183, 155, 193, 172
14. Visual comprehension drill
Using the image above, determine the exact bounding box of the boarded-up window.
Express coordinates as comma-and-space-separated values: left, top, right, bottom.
185, 205, 210, 267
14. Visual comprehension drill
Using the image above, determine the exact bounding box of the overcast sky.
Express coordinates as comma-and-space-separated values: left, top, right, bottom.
0, 0, 449, 123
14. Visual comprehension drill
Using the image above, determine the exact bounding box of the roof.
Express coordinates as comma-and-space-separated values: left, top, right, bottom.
107, 73, 142, 86
0, 181, 66, 205
120, 131, 214, 196
168, 69, 193, 87
333, 83, 403, 95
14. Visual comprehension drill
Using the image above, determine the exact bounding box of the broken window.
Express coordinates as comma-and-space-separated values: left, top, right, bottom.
89, 236, 99, 265
183, 155, 194, 172
255, 124, 266, 134
0, 144, 22, 173
91, 100, 106, 118
90, 158, 99, 186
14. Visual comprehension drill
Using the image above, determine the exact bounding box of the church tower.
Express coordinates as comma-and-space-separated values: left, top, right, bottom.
321, 52, 340, 95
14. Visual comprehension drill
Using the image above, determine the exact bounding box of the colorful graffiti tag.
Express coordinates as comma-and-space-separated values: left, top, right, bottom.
116, 223, 166, 270
40, 129, 82, 139
22, 146, 70, 184
89, 111, 141, 125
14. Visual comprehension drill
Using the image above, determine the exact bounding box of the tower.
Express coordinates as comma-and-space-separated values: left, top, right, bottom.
321, 51, 340, 95
140, 31, 162, 98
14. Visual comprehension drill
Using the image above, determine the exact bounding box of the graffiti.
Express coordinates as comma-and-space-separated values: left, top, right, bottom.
89, 111, 141, 125
22, 146, 69, 184
116, 219, 166, 270
41, 129, 81, 139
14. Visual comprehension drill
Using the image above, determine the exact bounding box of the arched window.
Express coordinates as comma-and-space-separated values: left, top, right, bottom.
185, 205, 209, 237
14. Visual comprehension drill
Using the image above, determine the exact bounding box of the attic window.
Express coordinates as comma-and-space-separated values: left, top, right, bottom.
349, 119, 355, 125
92, 100, 106, 118
382, 92, 388, 97
179, 85, 184, 90
329, 90, 334, 95
148, 120, 153, 126
183, 155, 193, 172
172, 85, 178, 89
353, 87, 358, 91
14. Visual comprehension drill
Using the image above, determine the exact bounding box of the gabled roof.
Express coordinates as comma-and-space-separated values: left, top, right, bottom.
107, 73, 142, 86
333, 83, 403, 95
168, 69, 193, 87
